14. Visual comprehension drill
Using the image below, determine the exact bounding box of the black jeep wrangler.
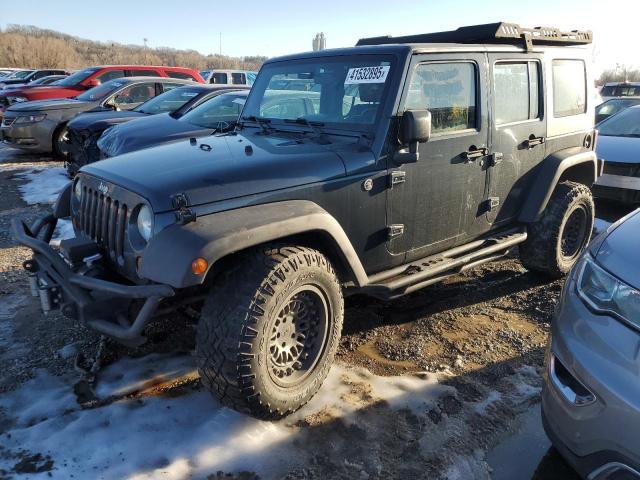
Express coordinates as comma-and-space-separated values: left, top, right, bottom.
14, 23, 597, 419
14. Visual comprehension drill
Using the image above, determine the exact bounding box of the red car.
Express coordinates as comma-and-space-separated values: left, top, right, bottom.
0, 65, 204, 114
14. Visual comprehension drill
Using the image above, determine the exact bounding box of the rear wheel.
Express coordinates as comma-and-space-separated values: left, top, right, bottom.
196, 245, 343, 419
520, 181, 594, 278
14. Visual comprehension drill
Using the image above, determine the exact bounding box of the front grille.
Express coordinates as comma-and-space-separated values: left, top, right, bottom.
78, 186, 128, 262
603, 161, 640, 178
1, 116, 15, 127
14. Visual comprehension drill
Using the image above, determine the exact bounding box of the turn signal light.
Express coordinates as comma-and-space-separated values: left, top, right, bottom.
191, 257, 208, 275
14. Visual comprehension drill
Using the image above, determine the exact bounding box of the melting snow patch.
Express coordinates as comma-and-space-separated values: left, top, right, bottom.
16, 167, 70, 205
0, 354, 447, 479
51, 218, 74, 241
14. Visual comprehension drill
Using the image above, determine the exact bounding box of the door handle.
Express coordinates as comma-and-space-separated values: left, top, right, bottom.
524, 135, 545, 149
463, 146, 488, 162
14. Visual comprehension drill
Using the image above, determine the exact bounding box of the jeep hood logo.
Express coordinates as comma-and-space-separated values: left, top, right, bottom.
97, 182, 109, 195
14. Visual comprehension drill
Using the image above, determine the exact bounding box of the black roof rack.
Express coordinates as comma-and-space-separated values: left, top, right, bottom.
356, 22, 592, 51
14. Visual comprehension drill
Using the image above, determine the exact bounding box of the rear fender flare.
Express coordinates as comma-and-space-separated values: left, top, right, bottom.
139, 200, 369, 288
518, 147, 597, 223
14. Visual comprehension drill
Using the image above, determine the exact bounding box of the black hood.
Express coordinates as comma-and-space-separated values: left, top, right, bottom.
83, 130, 359, 212
68, 110, 146, 135
97, 113, 211, 157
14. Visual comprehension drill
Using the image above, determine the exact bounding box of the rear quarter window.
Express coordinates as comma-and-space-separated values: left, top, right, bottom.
552, 60, 586, 117
166, 71, 197, 81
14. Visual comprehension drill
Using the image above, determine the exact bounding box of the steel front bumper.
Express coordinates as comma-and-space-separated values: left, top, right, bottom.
12, 215, 174, 345
541, 274, 640, 479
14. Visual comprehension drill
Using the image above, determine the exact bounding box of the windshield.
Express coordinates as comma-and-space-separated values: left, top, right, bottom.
179, 92, 246, 128
598, 107, 640, 137
75, 79, 126, 101
242, 55, 395, 131
57, 67, 100, 87
135, 87, 201, 114
8, 70, 34, 79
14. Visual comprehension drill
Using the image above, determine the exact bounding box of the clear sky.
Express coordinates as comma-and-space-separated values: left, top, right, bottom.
0, 0, 635, 73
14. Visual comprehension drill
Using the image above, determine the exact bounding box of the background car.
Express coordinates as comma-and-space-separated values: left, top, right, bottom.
0, 64, 204, 109
593, 105, 640, 204
0, 69, 67, 88
595, 98, 640, 124
542, 208, 640, 480
66, 84, 244, 174
97, 89, 250, 159
1, 77, 194, 156
0, 75, 68, 120
204, 69, 257, 86
600, 81, 640, 102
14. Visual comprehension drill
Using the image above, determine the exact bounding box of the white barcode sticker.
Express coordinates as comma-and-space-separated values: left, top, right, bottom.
344, 66, 390, 84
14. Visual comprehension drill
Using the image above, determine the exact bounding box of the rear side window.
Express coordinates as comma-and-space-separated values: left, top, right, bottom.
97, 69, 126, 83
405, 62, 477, 134
129, 69, 161, 77
210, 72, 228, 84
231, 72, 246, 84
552, 60, 586, 117
494, 61, 540, 124
166, 71, 197, 81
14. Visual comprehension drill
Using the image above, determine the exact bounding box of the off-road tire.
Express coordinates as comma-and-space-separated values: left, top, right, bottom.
196, 245, 344, 419
520, 181, 594, 278
52, 124, 69, 159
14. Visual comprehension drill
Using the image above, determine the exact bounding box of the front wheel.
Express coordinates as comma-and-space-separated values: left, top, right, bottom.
196, 245, 344, 419
520, 181, 594, 278
52, 124, 69, 159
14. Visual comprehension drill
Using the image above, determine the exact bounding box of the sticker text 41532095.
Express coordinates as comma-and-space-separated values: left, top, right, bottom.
344, 66, 390, 84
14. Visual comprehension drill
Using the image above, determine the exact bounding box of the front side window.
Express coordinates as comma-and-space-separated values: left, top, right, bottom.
111, 82, 156, 105
180, 93, 246, 128
405, 62, 477, 134
494, 61, 540, 124
242, 55, 395, 130
552, 60, 586, 117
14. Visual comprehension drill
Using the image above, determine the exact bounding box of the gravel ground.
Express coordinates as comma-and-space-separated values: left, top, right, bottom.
0, 143, 633, 479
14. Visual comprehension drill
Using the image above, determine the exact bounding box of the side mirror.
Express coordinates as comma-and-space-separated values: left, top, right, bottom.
86, 78, 101, 88
394, 110, 431, 164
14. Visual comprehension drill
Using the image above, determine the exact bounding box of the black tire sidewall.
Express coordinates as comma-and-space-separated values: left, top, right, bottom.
250, 263, 342, 412
554, 199, 593, 273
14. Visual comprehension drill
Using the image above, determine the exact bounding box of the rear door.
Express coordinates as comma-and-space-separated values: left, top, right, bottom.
487, 54, 546, 226
388, 53, 490, 260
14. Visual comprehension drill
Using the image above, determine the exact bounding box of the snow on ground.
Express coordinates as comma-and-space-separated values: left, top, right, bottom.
52, 218, 75, 241
0, 355, 449, 480
15, 167, 70, 205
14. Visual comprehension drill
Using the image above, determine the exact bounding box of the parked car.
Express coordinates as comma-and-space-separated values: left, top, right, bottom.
0, 69, 67, 88
600, 81, 640, 103
1, 77, 194, 156
0, 76, 68, 121
13, 22, 597, 420
0, 68, 25, 77
595, 98, 640, 124
542, 208, 640, 480
204, 69, 257, 86
96, 88, 249, 159
66, 85, 245, 175
593, 105, 640, 204
0, 65, 204, 110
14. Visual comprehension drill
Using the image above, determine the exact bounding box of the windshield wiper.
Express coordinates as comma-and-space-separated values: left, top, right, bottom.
283, 117, 331, 144
240, 115, 272, 133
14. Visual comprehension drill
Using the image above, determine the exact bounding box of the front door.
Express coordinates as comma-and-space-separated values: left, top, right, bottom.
486, 54, 546, 226
387, 53, 489, 262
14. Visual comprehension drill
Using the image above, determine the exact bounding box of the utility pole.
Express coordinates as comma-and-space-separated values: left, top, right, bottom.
219, 32, 222, 56
143, 37, 148, 48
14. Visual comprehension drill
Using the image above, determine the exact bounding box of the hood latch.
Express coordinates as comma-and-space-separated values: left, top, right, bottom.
171, 193, 196, 225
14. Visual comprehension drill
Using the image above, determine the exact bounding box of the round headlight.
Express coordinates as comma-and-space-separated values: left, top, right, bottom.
73, 179, 82, 200
136, 205, 153, 242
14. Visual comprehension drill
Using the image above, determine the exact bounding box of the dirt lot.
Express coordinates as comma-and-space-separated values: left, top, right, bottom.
0, 143, 632, 479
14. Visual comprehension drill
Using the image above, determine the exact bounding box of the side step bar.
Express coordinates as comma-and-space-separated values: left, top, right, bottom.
362, 228, 527, 299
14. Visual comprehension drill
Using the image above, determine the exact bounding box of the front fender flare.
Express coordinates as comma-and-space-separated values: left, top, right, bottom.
139, 200, 369, 288
518, 147, 597, 223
